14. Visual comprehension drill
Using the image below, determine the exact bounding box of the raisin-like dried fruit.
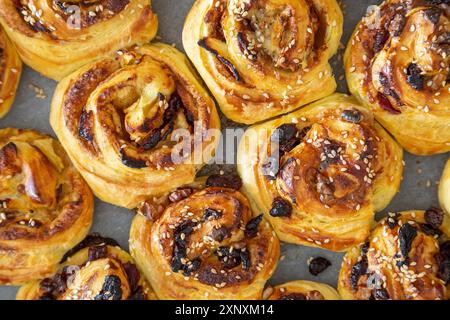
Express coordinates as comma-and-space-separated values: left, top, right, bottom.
341, 110, 362, 123
271, 124, 301, 153
399, 224, 417, 259
373, 288, 390, 300
308, 257, 331, 276
350, 257, 368, 290
123, 262, 140, 292
420, 223, 443, 237
88, 245, 108, 262
377, 92, 401, 114
203, 208, 222, 221
425, 207, 444, 229
206, 173, 243, 190
245, 214, 263, 238
168, 188, 193, 203
269, 197, 292, 218
406, 63, 424, 91
94, 275, 122, 300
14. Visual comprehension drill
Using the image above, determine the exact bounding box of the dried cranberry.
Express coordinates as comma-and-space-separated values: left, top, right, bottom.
206, 173, 243, 190
373, 29, 389, 53
123, 263, 140, 292
425, 207, 444, 229
128, 286, 145, 300
387, 213, 400, 229
245, 214, 263, 238
424, 7, 442, 25
269, 197, 292, 218
87, 244, 108, 261
399, 224, 417, 260
308, 257, 331, 276
94, 275, 122, 300
61, 234, 119, 263
406, 63, 424, 91
341, 109, 362, 123
350, 257, 368, 290
377, 92, 401, 114
420, 223, 443, 237
211, 226, 231, 242
279, 293, 307, 300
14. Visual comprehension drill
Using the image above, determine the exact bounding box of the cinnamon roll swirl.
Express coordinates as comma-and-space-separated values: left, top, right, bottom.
0, 0, 158, 80
440, 159, 450, 214
345, 0, 450, 155
263, 280, 340, 300
0, 25, 21, 118
183, 0, 343, 124
17, 234, 155, 300
237, 94, 403, 251
338, 208, 450, 300
50, 43, 221, 209
0, 128, 93, 285
129, 175, 280, 300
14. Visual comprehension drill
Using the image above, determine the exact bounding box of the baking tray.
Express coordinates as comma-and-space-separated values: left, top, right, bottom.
0, 0, 448, 300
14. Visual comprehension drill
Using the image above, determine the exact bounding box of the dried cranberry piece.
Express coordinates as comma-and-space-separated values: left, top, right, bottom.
377, 92, 401, 114
269, 197, 292, 218
203, 208, 222, 221
424, 207, 444, 229
420, 223, 443, 237
373, 29, 389, 53
123, 262, 140, 292
373, 288, 390, 300
308, 257, 332, 276
271, 124, 301, 153
206, 174, 243, 190
88, 245, 108, 262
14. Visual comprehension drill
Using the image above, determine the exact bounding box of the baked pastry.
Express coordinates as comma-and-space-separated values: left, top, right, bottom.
183, 0, 343, 124
338, 208, 450, 300
0, 0, 158, 80
0, 128, 93, 285
0, 25, 21, 118
263, 280, 340, 300
440, 159, 450, 214
237, 93, 403, 251
129, 175, 280, 300
17, 234, 155, 300
50, 43, 220, 209
345, 0, 450, 155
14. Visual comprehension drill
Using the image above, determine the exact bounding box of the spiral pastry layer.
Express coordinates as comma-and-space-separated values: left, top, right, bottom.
0, 25, 21, 118
0, 0, 158, 80
0, 128, 93, 285
183, 0, 343, 124
263, 280, 340, 300
339, 209, 450, 300
129, 176, 280, 300
237, 94, 403, 251
440, 159, 450, 214
345, 0, 450, 155
17, 234, 155, 300
50, 43, 221, 209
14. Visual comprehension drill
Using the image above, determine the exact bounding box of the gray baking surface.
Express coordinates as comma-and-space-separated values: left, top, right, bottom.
0, 0, 448, 300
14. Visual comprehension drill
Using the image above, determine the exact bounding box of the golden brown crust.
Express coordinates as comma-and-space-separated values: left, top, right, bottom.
183, 0, 343, 124
237, 94, 403, 251
345, 0, 450, 155
51, 43, 221, 209
0, 25, 21, 118
16, 234, 156, 300
0, 0, 158, 80
129, 178, 280, 300
0, 128, 93, 285
339, 210, 450, 300
440, 159, 450, 214
263, 280, 340, 300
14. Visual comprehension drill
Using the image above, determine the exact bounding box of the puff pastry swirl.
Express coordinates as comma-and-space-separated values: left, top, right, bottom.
0, 128, 93, 285
17, 234, 155, 300
0, 25, 21, 118
183, 0, 343, 124
345, 0, 450, 155
51, 43, 220, 209
129, 176, 280, 300
263, 280, 340, 300
237, 94, 403, 251
0, 0, 158, 80
338, 209, 450, 300
440, 159, 450, 215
